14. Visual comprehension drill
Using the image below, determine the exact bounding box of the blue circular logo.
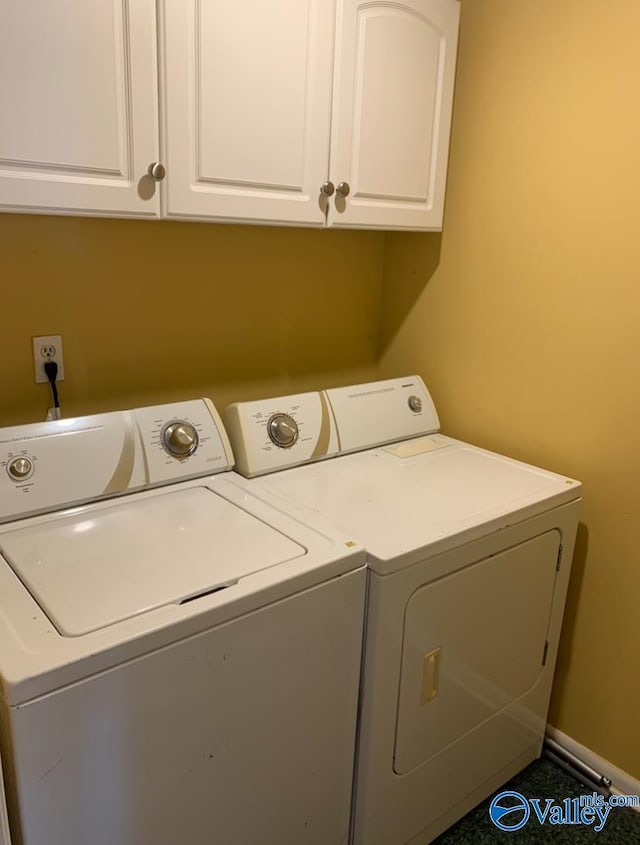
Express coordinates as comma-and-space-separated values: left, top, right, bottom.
489, 790, 531, 831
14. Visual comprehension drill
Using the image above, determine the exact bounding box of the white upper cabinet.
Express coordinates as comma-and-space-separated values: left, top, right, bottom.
327, 0, 460, 230
0, 0, 160, 217
160, 0, 459, 230
0, 0, 459, 229
160, 0, 334, 226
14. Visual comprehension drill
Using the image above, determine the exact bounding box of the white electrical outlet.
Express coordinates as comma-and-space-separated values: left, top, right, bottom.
33, 335, 65, 384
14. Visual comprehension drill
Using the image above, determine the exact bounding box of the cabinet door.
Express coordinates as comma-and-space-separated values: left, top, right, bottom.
0, 1, 160, 217
328, 0, 460, 230
161, 0, 333, 226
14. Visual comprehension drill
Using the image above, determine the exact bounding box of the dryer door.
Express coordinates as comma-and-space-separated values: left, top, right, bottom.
393, 529, 560, 774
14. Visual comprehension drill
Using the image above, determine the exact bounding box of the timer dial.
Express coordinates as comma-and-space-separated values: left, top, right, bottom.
162, 421, 198, 457
408, 395, 423, 413
267, 413, 299, 448
7, 456, 34, 481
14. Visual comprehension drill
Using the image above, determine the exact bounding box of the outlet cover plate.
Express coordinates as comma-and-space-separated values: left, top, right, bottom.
33, 335, 65, 384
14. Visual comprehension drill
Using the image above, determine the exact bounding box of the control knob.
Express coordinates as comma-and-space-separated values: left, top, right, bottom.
7, 457, 33, 481
267, 413, 299, 448
163, 421, 199, 457
408, 395, 423, 413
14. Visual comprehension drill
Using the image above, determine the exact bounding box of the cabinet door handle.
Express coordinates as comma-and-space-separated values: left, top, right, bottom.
148, 162, 166, 181
336, 181, 350, 198
320, 180, 335, 197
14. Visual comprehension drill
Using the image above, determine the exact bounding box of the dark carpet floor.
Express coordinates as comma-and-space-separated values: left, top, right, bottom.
433, 757, 640, 843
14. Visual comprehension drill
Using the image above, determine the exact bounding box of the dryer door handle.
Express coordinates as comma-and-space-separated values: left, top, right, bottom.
421, 648, 441, 705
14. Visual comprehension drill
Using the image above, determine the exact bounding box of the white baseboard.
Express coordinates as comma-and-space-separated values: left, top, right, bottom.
547, 725, 640, 809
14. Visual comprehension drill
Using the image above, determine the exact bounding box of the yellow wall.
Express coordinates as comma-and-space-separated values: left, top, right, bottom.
0, 214, 384, 425
380, 0, 640, 777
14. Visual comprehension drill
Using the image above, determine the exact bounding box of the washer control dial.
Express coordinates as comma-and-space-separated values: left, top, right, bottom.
408, 395, 423, 413
7, 456, 34, 481
162, 421, 199, 457
267, 413, 299, 448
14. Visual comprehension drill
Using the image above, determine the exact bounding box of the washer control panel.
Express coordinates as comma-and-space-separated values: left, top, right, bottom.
133, 399, 233, 486
0, 399, 234, 524
225, 376, 440, 477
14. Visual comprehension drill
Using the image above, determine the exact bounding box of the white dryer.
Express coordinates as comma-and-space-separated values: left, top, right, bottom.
224, 376, 582, 845
0, 399, 366, 845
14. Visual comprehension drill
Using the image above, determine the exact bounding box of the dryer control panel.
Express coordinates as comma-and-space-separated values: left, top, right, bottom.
0, 399, 234, 523
225, 376, 440, 477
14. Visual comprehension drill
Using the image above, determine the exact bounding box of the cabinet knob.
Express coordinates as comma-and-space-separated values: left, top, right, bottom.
320, 180, 335, 197
148, 162, 166, 181
336, 181, 350, 198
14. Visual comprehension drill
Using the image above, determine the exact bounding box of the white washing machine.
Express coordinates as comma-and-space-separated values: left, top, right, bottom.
0, 399, 366, 845
224, 376, 582, 845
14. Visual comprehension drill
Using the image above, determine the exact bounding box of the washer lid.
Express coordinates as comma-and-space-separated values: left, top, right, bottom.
0, 486, 305, 636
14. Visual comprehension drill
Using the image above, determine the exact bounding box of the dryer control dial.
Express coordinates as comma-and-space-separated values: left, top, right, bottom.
267, 414, 299, 448
162, 421, 199, 457
408, 395, 423, 413
7, 456, 34, 481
